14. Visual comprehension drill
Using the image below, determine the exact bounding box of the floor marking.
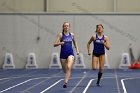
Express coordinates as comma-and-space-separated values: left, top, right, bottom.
0, 78, 40, 93
121, 77, 140, 93
19, 78, 50, 93
82, 77, 116, 93
114, 69, 120, 93
121, 79, 127, 93
82, 79, 96, 93
40, 79, 63, 93
69, 70, 90, 93
1, 69, 140, 93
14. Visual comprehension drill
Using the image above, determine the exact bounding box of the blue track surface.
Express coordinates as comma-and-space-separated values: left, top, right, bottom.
0, 69, 140, 93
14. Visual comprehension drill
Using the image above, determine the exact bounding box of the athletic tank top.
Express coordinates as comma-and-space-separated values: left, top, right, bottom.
60, 32, 73, 53
93, 34, 105, 54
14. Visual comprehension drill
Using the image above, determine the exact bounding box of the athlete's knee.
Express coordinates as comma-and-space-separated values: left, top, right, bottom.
67, 65, 72, 71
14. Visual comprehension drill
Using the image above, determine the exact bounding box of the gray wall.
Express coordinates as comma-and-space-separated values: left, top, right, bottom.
1, 0, 140, 13
0, 13, 140, 69
47, 0, 140, 12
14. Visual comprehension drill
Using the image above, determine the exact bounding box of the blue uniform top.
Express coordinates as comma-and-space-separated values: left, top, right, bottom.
60, 32, 74, 59
93, 34, 105, 55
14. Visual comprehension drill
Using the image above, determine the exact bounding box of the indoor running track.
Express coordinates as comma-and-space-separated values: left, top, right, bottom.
0, 69, 140, 93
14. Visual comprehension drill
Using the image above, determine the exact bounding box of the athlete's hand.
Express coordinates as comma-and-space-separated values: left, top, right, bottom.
101, 40, 106, 45
60, 42, 64, 45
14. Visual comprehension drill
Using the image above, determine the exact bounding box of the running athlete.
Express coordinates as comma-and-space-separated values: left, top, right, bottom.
87, 24, 110, 86
54, 22, 79, 88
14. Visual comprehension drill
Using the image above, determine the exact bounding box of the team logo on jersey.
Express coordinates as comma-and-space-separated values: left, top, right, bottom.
96, 40, 101, 43
63, 37, 72, 42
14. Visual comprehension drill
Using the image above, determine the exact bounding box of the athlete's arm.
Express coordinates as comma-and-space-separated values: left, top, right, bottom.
103, 36, 110, 50
72, 33, 79, 55
54, 33, 64, 47
87, 35, 95, 55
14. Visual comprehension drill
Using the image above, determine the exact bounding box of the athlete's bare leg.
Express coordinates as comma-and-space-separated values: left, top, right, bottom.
92, 56, 98, 70
60, 59, 67, 73
63, 55, 74, 88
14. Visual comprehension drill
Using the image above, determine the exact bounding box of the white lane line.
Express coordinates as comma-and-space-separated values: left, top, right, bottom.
121, 77, 140, 93
0, 78, 10, 81
19, 78, 50, 93
0, 78, 41, 93
69, 70, 90, 93
82, 77, 115, 93
114, 69, 120, 93
121, 79, 127, 93
82, 79, 96, 93
40, 79, 63, 93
